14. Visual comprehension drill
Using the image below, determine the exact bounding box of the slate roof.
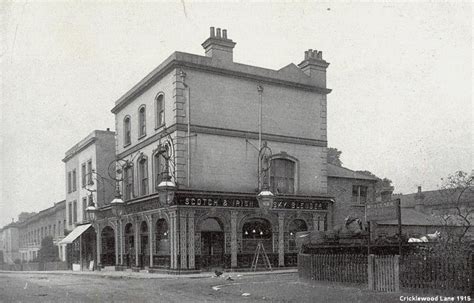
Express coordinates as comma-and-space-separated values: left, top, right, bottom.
394, 187, 474, 208
327, 163, 378, 181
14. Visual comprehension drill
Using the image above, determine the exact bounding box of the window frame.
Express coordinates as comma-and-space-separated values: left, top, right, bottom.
269, 154, 298, 195
155, 93, 165, 129
138, 105, 147, 138
67, 172, 72, 193
352, 185, 368, 204
123, 165, 134, 201
81, 163, 87, 188
123, 115, 132, 147
72, 169, 77, 192
87, 160, 93, 185
73, 200, 77, 223
138, 155, 149, 196
152, 150, 162, 192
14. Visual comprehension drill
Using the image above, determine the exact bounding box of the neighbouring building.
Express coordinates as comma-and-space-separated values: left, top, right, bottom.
59, 129, 116, 269
326, 164, 378, 225
0, 221, 20, 264
66, 26, 379, 272
17, 201, 66, 262
372, 186, 474, 241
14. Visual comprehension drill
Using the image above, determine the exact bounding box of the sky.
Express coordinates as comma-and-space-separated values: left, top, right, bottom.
0, 1, 472, 227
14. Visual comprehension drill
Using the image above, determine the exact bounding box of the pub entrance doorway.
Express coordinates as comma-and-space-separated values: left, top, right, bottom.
200, 218, 224, 269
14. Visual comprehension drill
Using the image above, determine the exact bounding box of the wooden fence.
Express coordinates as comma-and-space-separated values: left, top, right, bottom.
368, 255, 399, 292
400, 253, 473, 294
299, 252, 473, 294
298, 254, 367, 284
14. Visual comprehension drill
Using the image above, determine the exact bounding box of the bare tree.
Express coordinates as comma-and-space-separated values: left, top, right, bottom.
436, 171, 474, 243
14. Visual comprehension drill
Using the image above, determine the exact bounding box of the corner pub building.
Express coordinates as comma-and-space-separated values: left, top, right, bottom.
88, 27, 370, 272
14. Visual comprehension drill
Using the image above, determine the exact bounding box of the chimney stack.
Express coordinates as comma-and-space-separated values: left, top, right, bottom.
298, 48, 330, 87
414, 185, 425, 213
202, 26, 236, 63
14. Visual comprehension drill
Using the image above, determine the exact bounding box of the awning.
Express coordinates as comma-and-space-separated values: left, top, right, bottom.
59, 224, 92, 245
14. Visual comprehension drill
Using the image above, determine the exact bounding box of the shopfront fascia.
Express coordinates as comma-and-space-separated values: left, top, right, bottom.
94, 190, 333, 271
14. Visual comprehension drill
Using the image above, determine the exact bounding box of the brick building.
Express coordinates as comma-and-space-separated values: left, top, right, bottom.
57, 27, 378, 272
0, 222, 20, 264
372, 186, 474, 241
17, 201, 66, 262
59, 129, 116, 269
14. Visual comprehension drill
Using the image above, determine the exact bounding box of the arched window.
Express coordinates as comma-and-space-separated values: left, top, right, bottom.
138, 156, 149, 196
123, 165, 134, 200
155, 94, 164, 128
123, 116, 131, 146
270, 158, 296, 194
155, 219, 169, 255
153, 151, 162, 192
242, 218, 273, 253
288, 219, 308, 251
138, 105, 146, 137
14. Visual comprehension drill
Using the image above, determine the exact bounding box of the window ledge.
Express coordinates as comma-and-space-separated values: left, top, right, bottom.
350, 204, 366, 208
155, 124, 166, 131
123, 142, 131, 148
138, 134, 147, 140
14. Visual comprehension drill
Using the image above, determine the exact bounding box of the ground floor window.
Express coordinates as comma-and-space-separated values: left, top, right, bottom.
242, 218, 272, 253
288, 219, 308, 252
155, 219, 169, 255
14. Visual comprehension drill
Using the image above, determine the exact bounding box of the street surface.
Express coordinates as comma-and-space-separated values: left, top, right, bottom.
0, 270, 405, 302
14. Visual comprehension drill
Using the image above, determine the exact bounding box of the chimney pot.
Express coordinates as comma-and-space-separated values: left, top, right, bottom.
210, 27, 215, 37
418, 186, 422, 193
304, 50, 309, 60
216, 28, 221, 38
106, 128, 110, 131
222, 29, 227, 39
317, 51, 323, 59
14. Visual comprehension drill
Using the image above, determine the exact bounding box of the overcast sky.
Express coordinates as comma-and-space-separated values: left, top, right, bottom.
0, 1, 472, 227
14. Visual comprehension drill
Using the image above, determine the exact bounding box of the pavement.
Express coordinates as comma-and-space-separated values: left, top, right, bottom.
0, 269, 409, 302
0, 268, 297, 279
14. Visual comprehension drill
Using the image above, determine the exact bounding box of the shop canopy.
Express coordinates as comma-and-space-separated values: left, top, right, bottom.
59, 224, 92, 245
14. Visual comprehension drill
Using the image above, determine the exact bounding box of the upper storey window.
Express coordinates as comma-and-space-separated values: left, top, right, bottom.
270, 158, 296, 194
352, 185, 368, 204
138, 105, 146, 137
155, 94, 164, 128
124, 116, 131, 146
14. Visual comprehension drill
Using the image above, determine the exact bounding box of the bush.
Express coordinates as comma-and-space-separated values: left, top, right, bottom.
38, 236, 59, 263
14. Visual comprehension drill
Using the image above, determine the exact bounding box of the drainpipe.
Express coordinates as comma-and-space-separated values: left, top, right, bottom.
180, 70, 191, 188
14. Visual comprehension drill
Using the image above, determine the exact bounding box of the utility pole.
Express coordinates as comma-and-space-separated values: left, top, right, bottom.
257, 85, 264, 190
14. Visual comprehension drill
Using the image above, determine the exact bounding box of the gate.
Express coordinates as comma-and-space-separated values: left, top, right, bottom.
368, 254, 399, 292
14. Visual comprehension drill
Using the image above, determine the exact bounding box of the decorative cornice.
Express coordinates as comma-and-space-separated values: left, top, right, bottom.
111, 52, 332, 114
62, 137, 97, 162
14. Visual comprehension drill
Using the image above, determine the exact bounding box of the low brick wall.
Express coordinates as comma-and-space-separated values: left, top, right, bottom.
0, 261, 67, 271
43, 261, 68, 271
22, 263, 40, 271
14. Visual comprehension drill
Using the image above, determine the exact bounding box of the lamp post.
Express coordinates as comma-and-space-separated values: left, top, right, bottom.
110, 184, 125, 266
257, 85, 264, 190
257, 141, 274, 209
156, 138, 177, 205
85, 194, 98, 223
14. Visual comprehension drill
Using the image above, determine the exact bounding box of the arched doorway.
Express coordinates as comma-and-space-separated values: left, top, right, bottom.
288, 219, 308, 252
242, 218, 273, 253
140, 221, 149, 268
124, 223, 134, 267
200, 218, 224, 269
101, 226, 115, 266
155, 219, 170, 268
